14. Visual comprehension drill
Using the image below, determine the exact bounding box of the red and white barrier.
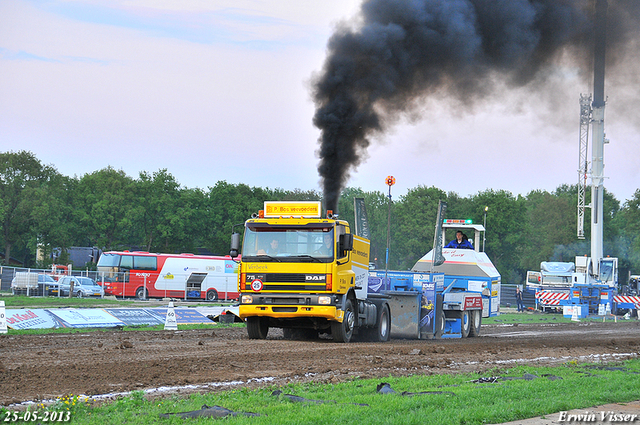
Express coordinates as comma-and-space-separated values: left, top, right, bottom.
536, 291, 570, 306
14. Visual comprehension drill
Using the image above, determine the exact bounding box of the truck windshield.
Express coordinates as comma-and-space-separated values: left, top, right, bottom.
542, 275, 571, 284
600, 260, 615, 284
242, 226, 334, 262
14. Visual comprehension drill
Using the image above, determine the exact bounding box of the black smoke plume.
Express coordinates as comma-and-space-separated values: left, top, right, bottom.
312, 0, 640, 212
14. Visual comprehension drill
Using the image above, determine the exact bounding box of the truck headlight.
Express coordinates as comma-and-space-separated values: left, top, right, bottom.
241, 295, 253, 304
318, 296, 331, 305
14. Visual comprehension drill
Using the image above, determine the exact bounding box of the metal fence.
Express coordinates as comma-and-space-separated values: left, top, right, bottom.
500, 284, 535, 309
2, 266, 534, 307
0, 265, 106, 296
0, 265, 238, 302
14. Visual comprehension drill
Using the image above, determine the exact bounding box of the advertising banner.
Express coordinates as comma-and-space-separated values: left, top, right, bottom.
5, 309, 66, 330
146, 308, 212, 324
353, 198, 371, 240
49, 309, 125, 328
104, 308, 164, 326
418, 279, 436, 334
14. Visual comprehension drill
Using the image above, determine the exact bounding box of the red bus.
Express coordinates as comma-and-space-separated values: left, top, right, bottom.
96, 251, 239, 301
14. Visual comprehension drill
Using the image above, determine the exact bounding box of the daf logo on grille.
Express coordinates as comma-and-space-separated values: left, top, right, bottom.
305, 274, 326, 283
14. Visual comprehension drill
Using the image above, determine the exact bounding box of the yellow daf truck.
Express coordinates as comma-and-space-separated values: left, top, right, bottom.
230, 201, 390, 343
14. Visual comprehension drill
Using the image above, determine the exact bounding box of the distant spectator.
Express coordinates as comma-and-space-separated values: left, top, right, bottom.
516, 286, 525, 312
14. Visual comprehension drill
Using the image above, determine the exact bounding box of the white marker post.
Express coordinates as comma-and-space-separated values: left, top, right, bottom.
571, 306, 580, 322
164, 301, 178, 331
0, 300, 8, 334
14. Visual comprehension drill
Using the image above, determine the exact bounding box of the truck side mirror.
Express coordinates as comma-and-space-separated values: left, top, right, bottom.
339, 233, 353, 252
230, 232, 241, 258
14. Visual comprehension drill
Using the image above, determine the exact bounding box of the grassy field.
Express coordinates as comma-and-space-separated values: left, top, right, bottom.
482, 311, 615, 324
2, 360, 639, 424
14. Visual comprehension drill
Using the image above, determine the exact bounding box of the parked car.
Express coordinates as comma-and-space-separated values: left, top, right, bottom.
38, 274, 59, 296
58, 276, 104, 298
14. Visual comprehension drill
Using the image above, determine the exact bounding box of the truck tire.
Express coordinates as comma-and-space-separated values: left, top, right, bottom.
360, 302, 391, 342
460, 310, 471, 338
469, 310, 482, 337
246, 317, 269, 339
331, 299, 355, 343
372, 303, 391, 342
206, 289, 219, 301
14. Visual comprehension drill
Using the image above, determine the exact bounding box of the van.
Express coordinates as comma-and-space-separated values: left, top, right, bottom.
11, 272, 39, 295
11, 272, 59, 296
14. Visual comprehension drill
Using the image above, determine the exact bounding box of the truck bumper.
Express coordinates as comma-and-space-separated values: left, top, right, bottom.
239, 304, 341, 321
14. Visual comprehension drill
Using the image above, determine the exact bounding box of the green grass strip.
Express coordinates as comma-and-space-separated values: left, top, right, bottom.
5, 358, 638, 425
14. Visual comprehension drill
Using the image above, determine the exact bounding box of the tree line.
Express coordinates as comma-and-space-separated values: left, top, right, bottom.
1, 150, 639, 283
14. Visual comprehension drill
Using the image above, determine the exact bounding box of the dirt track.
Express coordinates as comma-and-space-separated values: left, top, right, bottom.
2, 319, 640, 406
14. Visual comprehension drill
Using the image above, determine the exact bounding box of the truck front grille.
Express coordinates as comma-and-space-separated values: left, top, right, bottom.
266, 273, 306, 283
244, 272, 327, 292
263, 284, 326, 291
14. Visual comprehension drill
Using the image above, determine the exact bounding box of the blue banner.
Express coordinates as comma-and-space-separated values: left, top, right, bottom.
419, 280, 436, 334
104, 308, 164, 326
146, 308, 213, 324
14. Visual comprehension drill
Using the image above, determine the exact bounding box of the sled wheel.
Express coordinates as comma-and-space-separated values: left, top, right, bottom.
461, 310, 471, 338
469, 310, 482, 337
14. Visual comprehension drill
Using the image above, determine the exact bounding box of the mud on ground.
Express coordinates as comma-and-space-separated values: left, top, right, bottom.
1, 319, 639, 406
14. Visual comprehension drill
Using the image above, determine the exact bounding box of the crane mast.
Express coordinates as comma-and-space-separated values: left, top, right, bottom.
590, 0, 607, 277
577, 0, 608, 279
577, 94, 591, 240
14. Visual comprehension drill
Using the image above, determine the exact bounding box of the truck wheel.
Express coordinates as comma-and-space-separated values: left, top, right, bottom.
206, 289, 219, 301
369, 303, 391, 342
461, 310, 471, 338
282, 328, 293, 340
247, 317, 269, 339
331, 299, 355, 343
469, 310, 482, 337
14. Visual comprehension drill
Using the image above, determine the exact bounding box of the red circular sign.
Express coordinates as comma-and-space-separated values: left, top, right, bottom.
386, 176, 396, 186
251, 279, 264, 292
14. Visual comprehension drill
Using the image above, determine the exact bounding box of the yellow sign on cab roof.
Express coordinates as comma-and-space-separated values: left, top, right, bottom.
264, 201, 321, 218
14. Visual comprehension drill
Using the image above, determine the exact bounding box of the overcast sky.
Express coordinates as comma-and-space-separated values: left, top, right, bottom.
2, 0, 639, 204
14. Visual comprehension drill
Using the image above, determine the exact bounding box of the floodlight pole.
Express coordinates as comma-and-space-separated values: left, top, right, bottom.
385, 176, 395, 290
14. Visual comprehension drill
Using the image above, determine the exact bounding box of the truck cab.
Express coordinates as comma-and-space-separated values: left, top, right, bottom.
231, 201, 389, 343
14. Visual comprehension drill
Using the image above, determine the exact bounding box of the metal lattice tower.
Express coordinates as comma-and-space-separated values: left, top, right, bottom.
577, 94, 592, 240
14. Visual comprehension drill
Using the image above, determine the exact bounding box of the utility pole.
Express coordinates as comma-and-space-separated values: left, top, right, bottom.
483, 206, 488, 252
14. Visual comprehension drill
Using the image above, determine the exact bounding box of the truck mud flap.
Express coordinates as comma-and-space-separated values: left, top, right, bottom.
434, 294, 444, 338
